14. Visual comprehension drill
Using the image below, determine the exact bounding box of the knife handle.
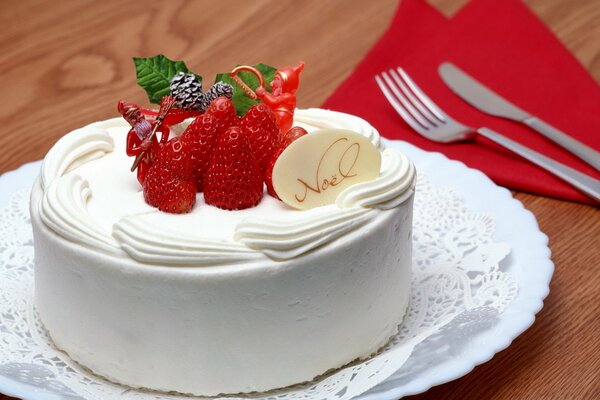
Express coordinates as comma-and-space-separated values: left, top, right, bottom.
523, 117, 600, 171
477, 127, 600, 203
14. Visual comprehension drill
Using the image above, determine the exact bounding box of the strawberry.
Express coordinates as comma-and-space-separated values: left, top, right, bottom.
239, 103, 281, 171
264, 147, 285, 200
143, 137, 196, 213
282, 126, 308, 147
204, 96, 237, 134
181, 113, 219, 191
265, 126, 308, 199
204, 126, 263, 210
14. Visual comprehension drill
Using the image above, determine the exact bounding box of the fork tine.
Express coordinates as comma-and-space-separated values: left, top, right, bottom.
389, 69, 442, 125
375, 73, 430, 133
382, 71, 433, 129
396, 68, 447, 122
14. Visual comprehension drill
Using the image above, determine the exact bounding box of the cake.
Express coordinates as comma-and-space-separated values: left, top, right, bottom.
30, 58, 416, 395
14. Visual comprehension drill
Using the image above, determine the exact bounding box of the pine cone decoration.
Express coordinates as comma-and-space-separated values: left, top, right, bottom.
170, 72, 204, 110
200, 81, 234, 111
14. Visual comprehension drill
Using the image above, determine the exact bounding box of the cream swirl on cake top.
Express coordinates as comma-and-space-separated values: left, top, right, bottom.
37, 109, 416, 264
336, 149, 416, 210
40, 126, 114, 190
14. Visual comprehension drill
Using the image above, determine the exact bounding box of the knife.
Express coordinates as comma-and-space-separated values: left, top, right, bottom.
439, 62, 600, 171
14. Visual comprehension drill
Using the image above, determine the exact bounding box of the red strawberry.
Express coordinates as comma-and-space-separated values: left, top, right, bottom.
265, 126, 308, 199
143, 137, 196, 213
204, 126, 263, 210
239, 103, 281, 171
181, 113, 219, 191
282, 126, 309, 147
205, 96, 237, 134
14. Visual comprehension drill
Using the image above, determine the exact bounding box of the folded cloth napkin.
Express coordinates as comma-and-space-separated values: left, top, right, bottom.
323, 0, 600, 205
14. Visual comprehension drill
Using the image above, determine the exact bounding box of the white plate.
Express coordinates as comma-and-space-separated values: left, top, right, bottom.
0, 141, 553, 400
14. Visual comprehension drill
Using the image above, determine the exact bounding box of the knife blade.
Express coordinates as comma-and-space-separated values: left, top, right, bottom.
439, 62, 600, 171
439, 62, 531, 121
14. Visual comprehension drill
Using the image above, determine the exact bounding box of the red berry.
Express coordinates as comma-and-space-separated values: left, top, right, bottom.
264, 147, 285, 199
265, 126, 308, 199
240, 103, 281, 172
205, 96, 237, 134
181, 113, 219, 191
143, 137, 196, 213
204, 127, 263, 210
282, 126, 309, 147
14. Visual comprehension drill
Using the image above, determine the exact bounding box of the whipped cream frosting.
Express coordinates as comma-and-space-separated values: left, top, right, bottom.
37, 108, 416, 264
40, 174, 118, 253
235, 207, 377, 260
40, 126, 114, 190
31, 108, 415, 395
294, 108, 384, 151
336, 149, 417, 210
113, 216, 260, 265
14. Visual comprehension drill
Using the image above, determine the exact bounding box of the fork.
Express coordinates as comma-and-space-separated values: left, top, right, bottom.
375, 68, 600, 203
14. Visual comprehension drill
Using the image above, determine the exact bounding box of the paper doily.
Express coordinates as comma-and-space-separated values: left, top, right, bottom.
0, 175, 517, 400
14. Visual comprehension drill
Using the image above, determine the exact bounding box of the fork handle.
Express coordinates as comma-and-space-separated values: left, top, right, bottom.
477, 128, 600, 203
523, 117, 600, 171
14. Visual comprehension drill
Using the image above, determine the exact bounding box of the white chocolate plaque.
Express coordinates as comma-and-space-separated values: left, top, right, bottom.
272, 129, 381, 210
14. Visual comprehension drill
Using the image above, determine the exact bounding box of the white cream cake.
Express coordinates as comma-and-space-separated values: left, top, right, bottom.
30, 108, 416, 395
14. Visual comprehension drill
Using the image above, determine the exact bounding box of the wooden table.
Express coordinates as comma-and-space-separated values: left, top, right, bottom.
1, 0, 598, 399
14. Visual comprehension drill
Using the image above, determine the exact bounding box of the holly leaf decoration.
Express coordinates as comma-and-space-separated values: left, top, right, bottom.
215, 64, 277, 116
133, 55, 202, 104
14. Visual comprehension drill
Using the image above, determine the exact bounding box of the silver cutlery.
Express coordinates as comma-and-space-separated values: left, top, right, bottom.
439, 62, 600, 171
375, 67, 600, 203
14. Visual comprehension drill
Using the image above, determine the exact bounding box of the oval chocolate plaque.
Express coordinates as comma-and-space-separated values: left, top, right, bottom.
272, 129, 381, 209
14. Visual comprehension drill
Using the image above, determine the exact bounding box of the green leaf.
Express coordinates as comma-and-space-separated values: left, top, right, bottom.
215, 63, 277, 116
133, 55, 202, 104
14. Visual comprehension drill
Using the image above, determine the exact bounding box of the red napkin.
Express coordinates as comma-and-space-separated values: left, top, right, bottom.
323, 0, 600, 205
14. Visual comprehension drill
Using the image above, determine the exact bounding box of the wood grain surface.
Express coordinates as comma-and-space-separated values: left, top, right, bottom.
1, 0, 599, 399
